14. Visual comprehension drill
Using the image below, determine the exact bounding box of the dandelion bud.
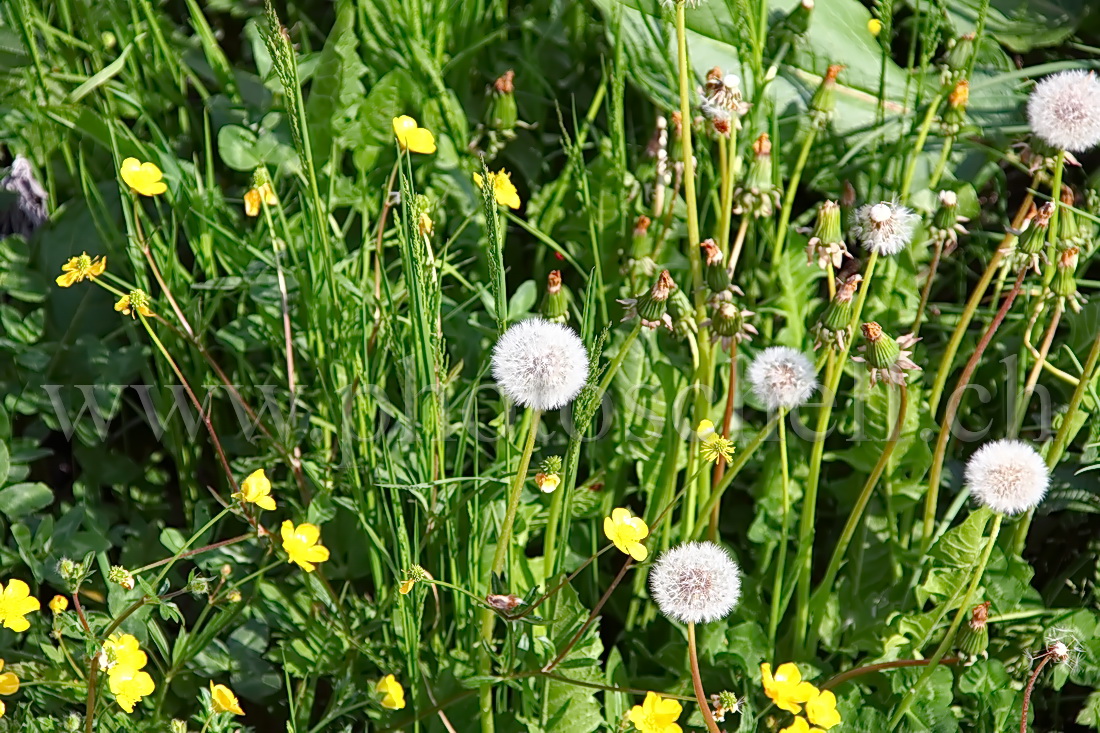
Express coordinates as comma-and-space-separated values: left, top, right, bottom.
954, 601, 991, 665
854, 323, 921, 387
701, 239, 732, 292
487, 70, 518, 133
806, 200, 848, 270
667, 287, 699, 340
541, 270, 569, 324
109, 566, 135, 591
851, 201, 919, 256
747, 346, 817, 410
945, 33, 975, 77
809, 64, 843, 126
930, 190, 969, 252
965, 438, 1049, 515
1058, 185, 1085, 248
1053, 245, 1082, 310
492, 318, 589, 411
1027, 70, 1100, 153
649, 541, 741, 624
1014, 202, 1052, 273
618, 270, 676, 331
733, 134, 780, 218
813, 274, 861, 351
626, 215, 657, 280
704, 299, 758, 348
942, 79, 970, 135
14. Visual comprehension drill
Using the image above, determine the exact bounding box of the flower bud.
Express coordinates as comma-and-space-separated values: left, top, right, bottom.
930, 189, 969, 252
109, 565, 135, 591
784, 0, 814, 38
170, 720, 188, 733
810, 65, 843, 126
1014, 202, 1053, 273
57, 557, 80, 586
852, 322, 921, 386
812, 274, 860, 350
733, 134, 780, 218
1053, 245, 1080, 303
667, 287, 699, 340
535, 455, 563, 493
701, 239, 732, 292
618, 270, 676, 330
806, 200, 848, 270
945, 33, 975, 77
541, 270, 569, 323
954, 601, 990, 665
703, 299, 757, 348
487, 70, 518, 133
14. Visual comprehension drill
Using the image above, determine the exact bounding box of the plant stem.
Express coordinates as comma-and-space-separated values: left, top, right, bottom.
927, 178, 1038, 414
913, 238, 944, 337
729, 217, 750, 280
718, 129, 738, 254
1015, 297, 1064, 435
921, 268, 1025, 553
899, 94, 943, 204
477, 409, 542, 733
821, 657, 961, 690
543, 557, 633, 672
889, 513, 1004, 729
794, 252, 879, 652
773, 128, 817, 264
694, 414, 780, 536
687, 622, 723, 733
768, 409, 790, 647
1020, 654, 1052, 733
674, 2, 703, 303
710, 338, 738, 538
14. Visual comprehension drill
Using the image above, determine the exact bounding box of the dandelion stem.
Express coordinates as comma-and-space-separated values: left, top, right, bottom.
729, 216, 750, 280
921, 268, 1026, 554
898, 94, 943, 204
773, 127, 817, 264
718, 128, 739, 255
913, 238, 944, 337
543, 557, 633, 673
710, 338, 738, 538
795, 251, 879, 653
1015, 297, 1064, 436
687, 622, 723, 733
1020, 654, 1053, 733
889, 513, 1003, 729
820, 656, 961, 690
674, 1, 703, 303
768, 408, 790, 648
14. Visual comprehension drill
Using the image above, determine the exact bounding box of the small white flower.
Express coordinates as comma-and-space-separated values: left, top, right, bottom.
1027, 70, 1100, 153
491, 318, 589, 412
851, 201, 919, 256
747, 346, 817, 410
649, 541, 741, 624
964, 439, 1049, 515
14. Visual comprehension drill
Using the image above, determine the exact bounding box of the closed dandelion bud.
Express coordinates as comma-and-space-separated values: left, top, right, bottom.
954, 601, 991, 665
862, 322, 899, 368
1058, 186, 1085, 247
488, 70, 518, 132
930, 190, 969, 252
806, 200, 848, 270
1014, 202, 1052, 273
109, 565, 135, 591
618, 269, 676, 330
701, 238, 731, 292
945, 34, 975, 77
668, 287, 699, 340
733, 134, 780, 218
813, 274, 860, 350
809, 64, 843, 126
632, 215, 652, 258
853, 322, 921, 387
1053, 245, 1079, 301
703, 299, 757, 347
542, 270, 569, 323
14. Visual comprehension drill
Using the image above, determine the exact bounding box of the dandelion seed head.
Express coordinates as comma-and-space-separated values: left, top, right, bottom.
747, 346, 817, 410
851, 201, 919, 256
965, 439, 1049, 515
492, 318, 589, 411
649, 541, 741, 624
1027, 70, 1100, 153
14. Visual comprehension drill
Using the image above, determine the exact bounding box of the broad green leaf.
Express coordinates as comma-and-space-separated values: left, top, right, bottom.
0, 482, 54, 519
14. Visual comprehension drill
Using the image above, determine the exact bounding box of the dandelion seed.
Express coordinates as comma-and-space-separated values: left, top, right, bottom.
1027, 70, 1100, 153
649, 541, 740, 624
747, 346, 817, 411
0, 579, 40, 632
491, 318, 589, 411
392, 115, 437, 154
119, 157, 167, 197
377, 674, 406, 710
850, 201, 919, 256
965, 438, 1049, 515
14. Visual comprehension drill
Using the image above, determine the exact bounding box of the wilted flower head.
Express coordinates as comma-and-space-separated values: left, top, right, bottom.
618, 270, 676, 331
703, 300, 758, 349
930, 190, 969, 254
852, 322, 920, 387
1027, 70, 1100, 153
813, 274, 861, 351
491, 318, 589, 411
701, 68, 749, 134
965, 438, 1049, 515
747, 346, 817, 410
0, 156, 48, 239
851, 201, 919, 256
806, 200, 848, 270
733, 134, 780, 218
649, 541, 741, 624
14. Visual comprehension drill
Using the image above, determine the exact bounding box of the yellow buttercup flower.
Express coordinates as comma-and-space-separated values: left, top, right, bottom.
280, 521, 330, 572
696, 419, 735, 464
0, 660, 19, 696
780, 717, 824, 733
377, 674, 406, 710
474, 169, 521, 209
210, 681, 245, 715
761, 663, 817, 714
103, 634, 147, 673
56, 252, 107, 287
603, 508, 650, 561
627, 691, 682, 733
114, 289, 154, 319
109, 667, 154, 713
49, 595, 68, 614
805, 688, 841, 729
418, 211, 434, 239
399, 579, 416, 595
120, 157, 167, 197
244, 182, 277, 217
0, 579, 41, 632
535, 472, 561, 493
392, 116, 437, 154
235, 469, 276, 510
867, 18, 883, 36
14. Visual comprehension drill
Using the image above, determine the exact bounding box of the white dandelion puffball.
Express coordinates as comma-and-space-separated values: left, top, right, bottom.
965, 439, 1050, 515
747, 346, 817, 410
491, 318, 589, 411
851, 201, 919, 256
1027, 70, 1100, 153
650, 541, 741, 624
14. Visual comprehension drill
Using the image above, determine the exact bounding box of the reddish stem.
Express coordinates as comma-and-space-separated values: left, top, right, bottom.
1020, 654, 1052, 733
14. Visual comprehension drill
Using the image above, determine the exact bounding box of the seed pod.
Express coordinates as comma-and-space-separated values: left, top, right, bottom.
810, 65, 843, 126
954, 601, 991, 665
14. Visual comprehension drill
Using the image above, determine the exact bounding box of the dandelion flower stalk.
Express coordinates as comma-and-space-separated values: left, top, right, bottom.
673, 1, 703, 304
688, 622, 724, 733
768, 407, 790, 647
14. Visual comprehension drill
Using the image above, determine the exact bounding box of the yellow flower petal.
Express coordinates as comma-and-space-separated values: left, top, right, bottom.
210, 682, 245, 715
